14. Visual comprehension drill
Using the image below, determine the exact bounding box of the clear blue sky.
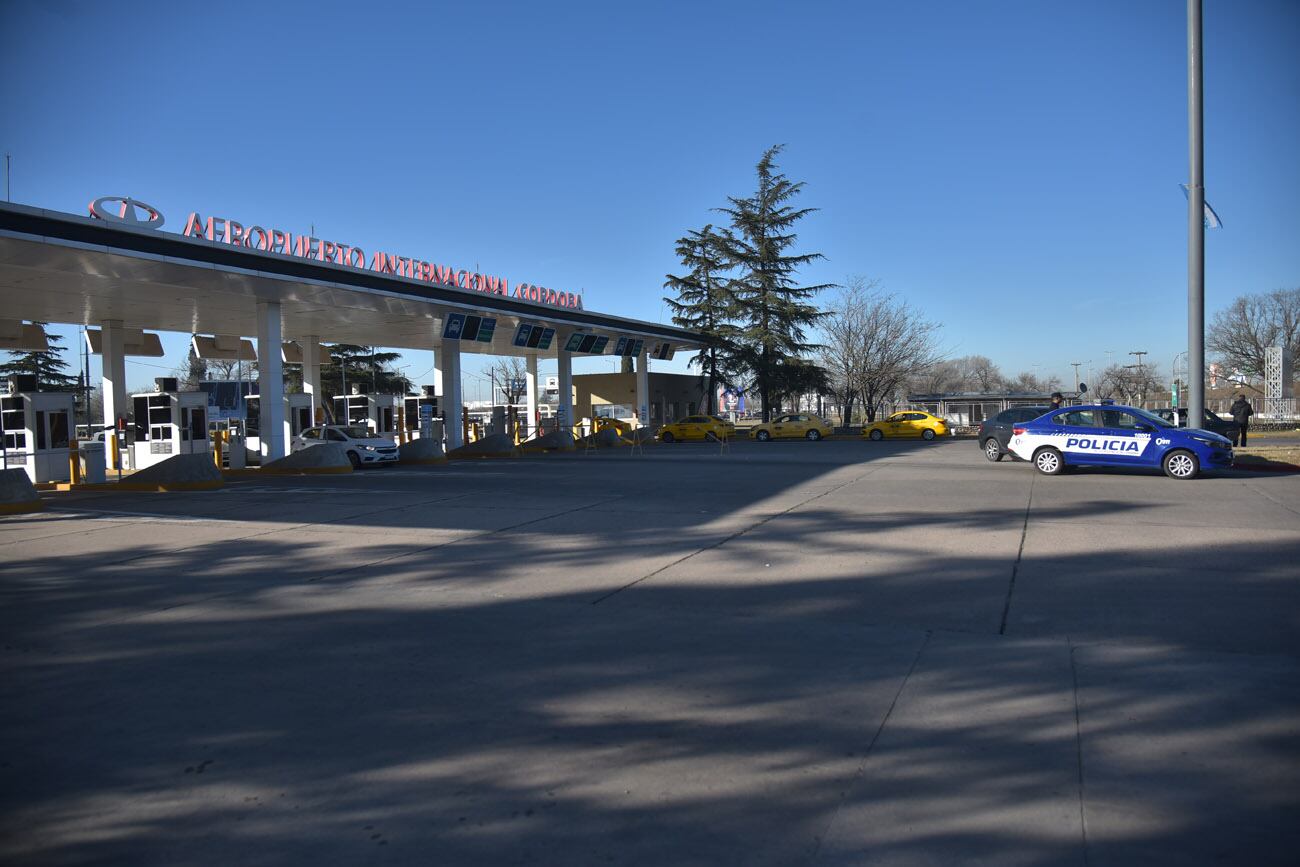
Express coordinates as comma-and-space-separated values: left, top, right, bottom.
3, 0, 1297, 393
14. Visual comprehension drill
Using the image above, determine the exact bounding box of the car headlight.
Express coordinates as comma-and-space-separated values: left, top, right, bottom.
359, 444, 377, 451
1189, 435, 1228, 449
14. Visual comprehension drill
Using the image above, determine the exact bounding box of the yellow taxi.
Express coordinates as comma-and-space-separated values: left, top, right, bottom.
863, 410, 949, 441
658, 414, 733, 443
750, 413, 834, 441
710, 415, 737, 439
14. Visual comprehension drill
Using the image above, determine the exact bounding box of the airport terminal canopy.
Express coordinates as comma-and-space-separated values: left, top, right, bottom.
0, 197, 703, 359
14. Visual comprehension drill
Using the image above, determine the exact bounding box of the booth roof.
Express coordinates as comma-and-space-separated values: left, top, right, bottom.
0, 202, 702, 357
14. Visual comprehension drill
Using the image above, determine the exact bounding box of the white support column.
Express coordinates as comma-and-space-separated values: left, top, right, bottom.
525, 354, 538, 438
99, 319, 128, 433
257, 301, 286, 460
556, 349, 573, 434
635, 349, 650, 429
301, 335, 322, 423
441, 339, 463, 450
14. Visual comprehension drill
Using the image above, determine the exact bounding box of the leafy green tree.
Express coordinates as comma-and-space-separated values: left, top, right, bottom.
717, 146, 831, 421
771, 357, 831, 414
664, 224, 738, 414
0, 323, 79, 390
320, 344, 410, 399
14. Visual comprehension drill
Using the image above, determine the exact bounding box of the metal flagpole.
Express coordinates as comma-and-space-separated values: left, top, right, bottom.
1187, 0, 1206, 428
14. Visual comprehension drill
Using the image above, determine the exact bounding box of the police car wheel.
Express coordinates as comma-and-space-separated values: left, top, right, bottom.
806, 429, 821, 441
1163, 449, 1199, 480
347, 450, 361, 469
869, 429, 884, 441
983, 438, 1004, 462
755, 430, 771, 442
1033, 447, 1064, 475
922, 429, 936, 441
661, 431, 676, 443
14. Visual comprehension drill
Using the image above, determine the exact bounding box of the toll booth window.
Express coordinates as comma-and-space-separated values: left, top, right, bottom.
48, 412, 70, 450
35, 411, 47, 450
190, 408, 206, 441
133, 396, 150, 440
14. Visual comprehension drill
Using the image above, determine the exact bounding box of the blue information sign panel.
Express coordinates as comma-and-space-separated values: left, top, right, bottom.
442, 314, 466, 340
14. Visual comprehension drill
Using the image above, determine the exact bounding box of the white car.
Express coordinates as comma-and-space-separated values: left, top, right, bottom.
293, 425, 398, 468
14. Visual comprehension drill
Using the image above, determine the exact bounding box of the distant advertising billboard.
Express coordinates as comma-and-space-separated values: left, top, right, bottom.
717, 387, 746, 413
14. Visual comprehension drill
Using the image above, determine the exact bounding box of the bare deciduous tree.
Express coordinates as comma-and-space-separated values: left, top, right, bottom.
819, 276, 943, 423
1095, 363, 1162, 403
1005, 370, 1062, 392
1207, 288, 1300, 378
487, 357, 529, 405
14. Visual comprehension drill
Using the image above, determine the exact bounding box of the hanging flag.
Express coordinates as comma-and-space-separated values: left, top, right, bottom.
1180, 184, 1223, 229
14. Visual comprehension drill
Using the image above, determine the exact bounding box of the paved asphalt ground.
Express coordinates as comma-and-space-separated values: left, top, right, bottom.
2, 439, 1297, 866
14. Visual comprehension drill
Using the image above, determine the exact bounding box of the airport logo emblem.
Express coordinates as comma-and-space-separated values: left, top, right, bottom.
88, 196, 165, 229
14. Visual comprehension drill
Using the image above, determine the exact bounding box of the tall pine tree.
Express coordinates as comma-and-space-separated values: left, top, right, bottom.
663, 224, 737, 414
718, 146, 830, 420
320, 345, 410, 399
0, 323, 79, 390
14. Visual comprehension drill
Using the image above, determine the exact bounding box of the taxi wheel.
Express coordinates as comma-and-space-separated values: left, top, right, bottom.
983, 438, 1004, 462
806, 429, 822, 441
661, 431, 676, 443
1033, 447, 1064, 475
869, 429, 884, 441
347, 450, 362, 469
755, 430, 771, 442
922, 429, 936, 441
1163, 449, 1200, 480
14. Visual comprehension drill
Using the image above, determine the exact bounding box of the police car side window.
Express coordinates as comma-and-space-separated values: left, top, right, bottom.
1058, 411, 1099, 427
303, 428, 320, 440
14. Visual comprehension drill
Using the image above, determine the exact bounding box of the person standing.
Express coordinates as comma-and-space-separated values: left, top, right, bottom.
1230, 394, 1254, 446
1049, 392, 1065, 412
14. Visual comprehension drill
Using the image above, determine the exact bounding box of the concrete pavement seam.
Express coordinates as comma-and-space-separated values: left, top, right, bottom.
297, 495, 627, 586
998, 474, 1036, 635
1242, 480, 1300, 518
808, 629, 933, 864
588, 467, 882, 606
1069, 638, 1092, 867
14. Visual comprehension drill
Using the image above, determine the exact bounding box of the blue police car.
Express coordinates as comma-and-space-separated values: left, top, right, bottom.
1006, 404, 1233, 480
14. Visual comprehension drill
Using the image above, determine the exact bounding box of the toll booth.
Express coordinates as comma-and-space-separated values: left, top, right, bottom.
130, 377, 210, 470
403, 385, 440, 440
333, 388, 400, 440
0, 374, 77, 483
246, 392, 313, 459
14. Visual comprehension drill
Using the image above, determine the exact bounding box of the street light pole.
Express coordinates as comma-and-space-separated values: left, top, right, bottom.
1187, 0, 1207, 432
1130, 351, 1149, 403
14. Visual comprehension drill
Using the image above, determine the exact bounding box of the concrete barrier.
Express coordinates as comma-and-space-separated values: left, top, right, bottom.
261, 444, 353, 474
448, 433, 520, 460
575, 428, 626, 449
118, 453, 224, 492
520, 430, 578, 453
0, 468, 44, 514
400, 438, 448, 465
